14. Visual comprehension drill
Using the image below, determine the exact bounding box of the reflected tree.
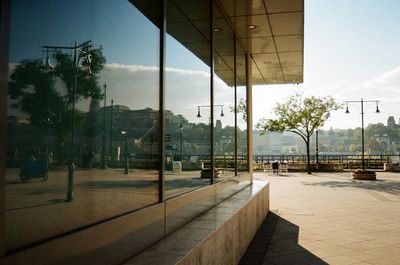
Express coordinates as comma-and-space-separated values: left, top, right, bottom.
8, 48, 106, 163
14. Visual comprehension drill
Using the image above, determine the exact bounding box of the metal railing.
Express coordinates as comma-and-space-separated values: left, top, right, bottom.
253, 154, 398, 169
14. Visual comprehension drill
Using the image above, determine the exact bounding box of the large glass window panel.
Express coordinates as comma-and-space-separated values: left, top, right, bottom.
165, 0, 211, 198
214, 6, 250, 202
6, 0, 160, 252
236, 42, 249, 173
213, 7, 236, 181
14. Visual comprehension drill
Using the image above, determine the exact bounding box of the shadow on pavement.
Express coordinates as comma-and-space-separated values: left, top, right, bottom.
240, 212, 328, 265
303, 180, 400, 196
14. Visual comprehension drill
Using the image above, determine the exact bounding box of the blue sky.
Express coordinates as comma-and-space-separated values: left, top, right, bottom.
253, 0, 400, 129
306, 0, 400, 85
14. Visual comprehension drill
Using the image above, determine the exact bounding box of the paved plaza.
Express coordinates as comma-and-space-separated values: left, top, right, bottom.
241, 172, 400, 265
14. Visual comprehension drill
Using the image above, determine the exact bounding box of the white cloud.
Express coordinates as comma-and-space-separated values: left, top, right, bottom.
253, 65, 400, 129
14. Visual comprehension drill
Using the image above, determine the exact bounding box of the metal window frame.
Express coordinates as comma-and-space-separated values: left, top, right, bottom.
0, 0, 11, 258
159, 0, 166, 203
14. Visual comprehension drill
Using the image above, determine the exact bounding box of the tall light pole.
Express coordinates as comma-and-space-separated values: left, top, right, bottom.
315, 129, 319, 164
43, 40, 93, 202
109, 99, 114, 162
179, 123, 183, 160
121, 130, 129, 174
345, 98, 380, 170
101, 82, 107, 169
150, 134, 154, 159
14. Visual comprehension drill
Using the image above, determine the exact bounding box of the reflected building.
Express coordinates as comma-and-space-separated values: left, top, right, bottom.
0, 0, 304, 264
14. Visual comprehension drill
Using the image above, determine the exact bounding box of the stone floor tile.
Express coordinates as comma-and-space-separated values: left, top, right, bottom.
241, 172, 400, 265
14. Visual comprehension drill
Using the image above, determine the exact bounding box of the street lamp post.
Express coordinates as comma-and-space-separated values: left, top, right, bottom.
109, 99, 114, 161
121, 130, 129, 174
150, 134, 154, 159
196, 105, 224, 118
101, 82, 107, 169
316, 129, 319, 164
179, 123, 183, 160
345, 98, 380, 170
43, 40, 93, 202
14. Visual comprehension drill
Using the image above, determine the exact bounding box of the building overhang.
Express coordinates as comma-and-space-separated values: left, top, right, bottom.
225, 0, 304, 85
131, 0, 304, 86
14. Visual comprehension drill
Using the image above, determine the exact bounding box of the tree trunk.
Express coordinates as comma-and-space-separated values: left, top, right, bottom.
306, 137, 311, 174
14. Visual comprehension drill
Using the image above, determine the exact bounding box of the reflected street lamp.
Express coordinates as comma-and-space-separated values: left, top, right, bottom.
43, 40, 93, 202
196, 105, 224, 118
345, 98, 380, 170
121, 130, 129, 174
109, 99, 114, 161
179, 123, 183, 160
101, 82, 107, 169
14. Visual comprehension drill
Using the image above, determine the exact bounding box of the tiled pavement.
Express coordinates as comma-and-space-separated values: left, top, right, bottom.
240, 172, 400, 265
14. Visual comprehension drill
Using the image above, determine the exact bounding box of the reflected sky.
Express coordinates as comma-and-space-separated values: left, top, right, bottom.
9, 0, 242, 127
10, 0, 208, 71
10, 0, 156, 65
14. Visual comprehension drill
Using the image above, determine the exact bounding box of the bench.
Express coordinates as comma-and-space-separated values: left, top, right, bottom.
279, 163, 289, 173
201, 161, 222, 178
263, 162, 288, 174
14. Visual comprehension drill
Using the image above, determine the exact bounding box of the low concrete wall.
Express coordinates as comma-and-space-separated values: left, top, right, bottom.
384, 163, 400, 172
125, 180, 270, 265
254, 162, 344, 172
284, 163, 343, 172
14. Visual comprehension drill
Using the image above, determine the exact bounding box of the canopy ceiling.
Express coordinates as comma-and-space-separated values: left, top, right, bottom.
131, 0, 304, 86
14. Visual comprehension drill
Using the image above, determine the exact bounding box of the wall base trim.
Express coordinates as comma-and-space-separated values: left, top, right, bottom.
124, 180, 270, 265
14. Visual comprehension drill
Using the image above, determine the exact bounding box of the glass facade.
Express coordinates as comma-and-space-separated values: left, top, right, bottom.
237, 40, 249, 173
214, 5, 236, 181
2, 0, 251, 257
5, 0, 161, 252
165, 0, 211, 198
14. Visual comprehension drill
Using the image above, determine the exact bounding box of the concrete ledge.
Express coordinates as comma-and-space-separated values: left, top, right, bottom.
124, 180, 269, 265
384, 163, 400, 172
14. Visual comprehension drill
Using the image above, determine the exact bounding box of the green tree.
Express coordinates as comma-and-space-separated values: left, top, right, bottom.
366, 138, 380, 153
348, 143, 360, 153
256, 94, 342, 174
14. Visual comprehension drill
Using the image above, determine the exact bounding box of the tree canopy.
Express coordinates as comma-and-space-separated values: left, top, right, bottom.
256, 93, 342, 173
256, 94, 342, 142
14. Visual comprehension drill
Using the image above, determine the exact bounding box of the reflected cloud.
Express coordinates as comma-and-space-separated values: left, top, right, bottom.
89, 63, 237, 123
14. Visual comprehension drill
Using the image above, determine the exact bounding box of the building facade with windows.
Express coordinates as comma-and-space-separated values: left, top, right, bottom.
0, 0, 303, 264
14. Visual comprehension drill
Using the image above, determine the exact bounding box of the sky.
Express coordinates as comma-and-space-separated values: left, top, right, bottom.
9, 0, 400, 130
253, 0, 400, 129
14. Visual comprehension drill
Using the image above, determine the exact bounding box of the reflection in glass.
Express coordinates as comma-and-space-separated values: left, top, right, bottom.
213, 6, 250, 202
6, 0, 160, 252
214, 6, 236, 181
236, 41, 249, 173
165, 0, 211, 198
